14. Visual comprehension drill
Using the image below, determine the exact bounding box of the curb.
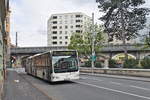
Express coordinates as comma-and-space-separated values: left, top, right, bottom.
18, 73, 55, 100
80, 73, 150, 82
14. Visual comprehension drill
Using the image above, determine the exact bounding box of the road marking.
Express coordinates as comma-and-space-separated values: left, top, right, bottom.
110, 81, 122, 85
76, 81, 150, 100
130, 85, 150, 91
81, 76, 150, 92
81, 77, 123, 86
81, 77, 103, 82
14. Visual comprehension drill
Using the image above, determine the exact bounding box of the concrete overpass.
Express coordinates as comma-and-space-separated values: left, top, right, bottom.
11, 44, 150, 58
10, 46, 68, 67
10, 44, 150, 67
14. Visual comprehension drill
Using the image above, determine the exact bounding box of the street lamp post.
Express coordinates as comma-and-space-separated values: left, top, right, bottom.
16, 32, 18, 47
91, 13, 95, 74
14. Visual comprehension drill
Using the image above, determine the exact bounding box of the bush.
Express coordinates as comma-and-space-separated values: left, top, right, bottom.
80, 60, 102, 68
84, 60, 91, 67
141, 58, 150, 69
123, 59, 139, 68
109, 59, 117, 68
95, 61, 102, 68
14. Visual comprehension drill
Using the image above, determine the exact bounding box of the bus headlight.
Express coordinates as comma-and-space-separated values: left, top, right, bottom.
52, 76, 59, 79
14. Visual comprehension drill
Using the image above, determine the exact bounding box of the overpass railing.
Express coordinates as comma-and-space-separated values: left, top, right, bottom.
10, 44, 150, 54
11, 46, 68, 54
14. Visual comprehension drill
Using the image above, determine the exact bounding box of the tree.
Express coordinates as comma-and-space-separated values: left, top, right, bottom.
68, 32, 85, 55
141, 57, 150, 69
143, 35, 150, 48
137, 24, 150, 49
68, 24, 106, 56
143, 25, 150, 48
123, 59, 139, 68
109, 59, 117, 68
96, 0, 150, 60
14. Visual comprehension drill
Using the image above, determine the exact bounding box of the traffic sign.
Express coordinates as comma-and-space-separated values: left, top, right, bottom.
90, 55, 96, 61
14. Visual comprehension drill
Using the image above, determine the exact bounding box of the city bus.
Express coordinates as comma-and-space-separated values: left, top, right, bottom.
25, 50, 79, 82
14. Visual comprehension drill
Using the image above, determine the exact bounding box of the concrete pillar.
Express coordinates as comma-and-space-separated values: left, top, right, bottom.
104, 59, 109, 69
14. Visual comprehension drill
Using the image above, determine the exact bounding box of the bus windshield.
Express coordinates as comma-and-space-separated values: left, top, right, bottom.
52, 56, 78, 73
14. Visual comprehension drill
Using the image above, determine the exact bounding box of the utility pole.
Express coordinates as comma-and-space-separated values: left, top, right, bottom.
91, 13, 95, 73
16, 32, 18, 47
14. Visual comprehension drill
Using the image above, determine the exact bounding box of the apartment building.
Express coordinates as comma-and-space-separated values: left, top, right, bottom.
47, 12, 92, 46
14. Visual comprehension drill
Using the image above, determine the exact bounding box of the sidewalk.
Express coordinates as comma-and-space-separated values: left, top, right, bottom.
81, 73, 150, 82
3, 70, 51, 100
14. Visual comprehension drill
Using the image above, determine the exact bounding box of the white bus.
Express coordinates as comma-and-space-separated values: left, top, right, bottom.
25, 50, 79, 82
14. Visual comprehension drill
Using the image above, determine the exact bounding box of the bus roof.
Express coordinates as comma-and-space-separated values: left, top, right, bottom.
27, 50, 77, 59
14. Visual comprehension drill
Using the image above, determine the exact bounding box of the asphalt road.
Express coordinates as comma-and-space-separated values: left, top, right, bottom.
17, 72, 150, 100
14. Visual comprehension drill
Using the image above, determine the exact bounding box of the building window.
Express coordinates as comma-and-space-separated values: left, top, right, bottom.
65, 42, 68, 45
70, 20, 74, 24
76, 20, 82, 23
59, 21, 62, 24
60, 41, 62, 44
52, 31, 57, 34
71, 15, 73, 18
76, 15, 82, 18
59, 31, 62, 34
52, 21, 57, 24
59, 36, 62, 39
65, 31, 67, 34
52, 16, 57, 19
65, 20, 68, 24
52, 41, 57, 44
70, 30, 74, 33
65, 25, 68, 29
76, 25, 81, 28
65, 15, 68, 19
76, 30, 81, 33
52, 36, 57, 39
59, 26, 62, 29
70, 26, 73, 28
59, 16, 62, 19
52, 26, 57, 29
65, 36, 68, 39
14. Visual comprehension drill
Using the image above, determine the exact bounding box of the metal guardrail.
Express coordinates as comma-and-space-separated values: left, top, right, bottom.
80, 67, 150, 71
80, 67, 150, 77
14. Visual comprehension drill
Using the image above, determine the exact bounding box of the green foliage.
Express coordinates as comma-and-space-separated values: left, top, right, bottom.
68, 32, 85, 55
95, 61, 102, 68
81, 60, 102, 68
68, 24, 106, 56
109, 59, 117, 68
84, 60, 91, 67
96, 0, 149, 42
143, 37, 150, 48
141, 58, 150, 69
96, 0, 149, 61
123, 59, 139, 68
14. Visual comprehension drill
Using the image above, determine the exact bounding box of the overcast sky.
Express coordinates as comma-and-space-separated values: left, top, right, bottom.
10, 0, 150, 47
